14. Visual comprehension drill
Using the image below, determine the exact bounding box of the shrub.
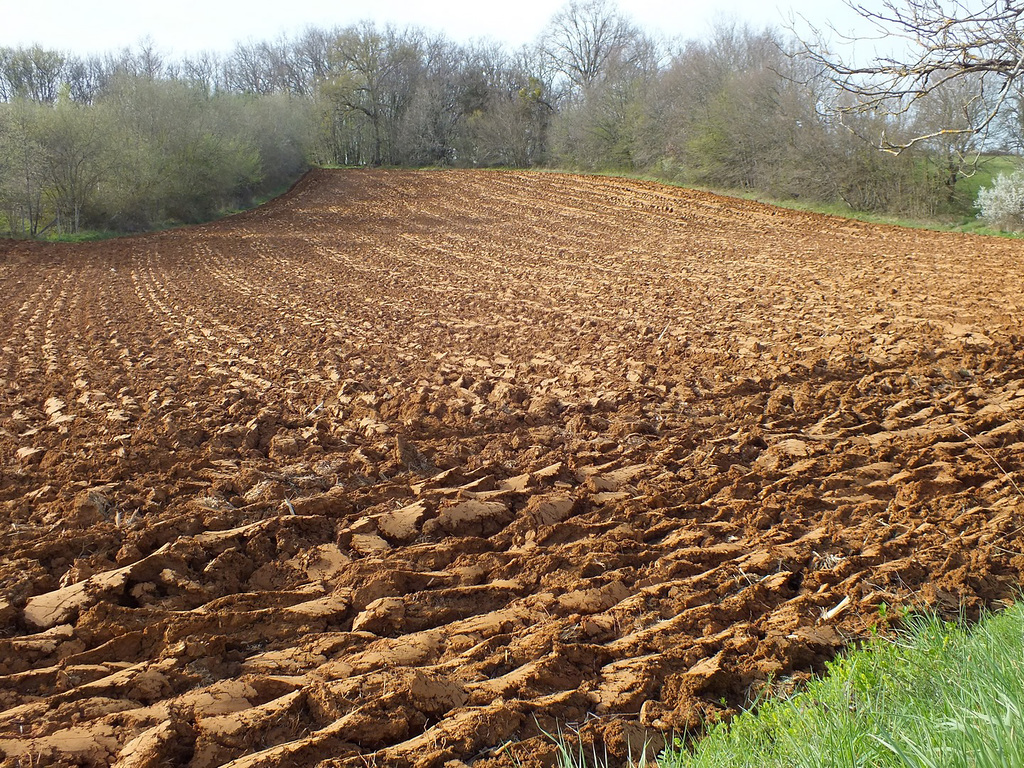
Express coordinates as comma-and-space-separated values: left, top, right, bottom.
976, 169, 1024, 231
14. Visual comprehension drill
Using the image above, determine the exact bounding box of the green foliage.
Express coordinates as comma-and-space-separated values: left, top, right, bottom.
0, 98, 50, 237
97, 77, 258, 229
0, 74, 311, 237
34, 93, 110, 233
959, 155, 1023, 204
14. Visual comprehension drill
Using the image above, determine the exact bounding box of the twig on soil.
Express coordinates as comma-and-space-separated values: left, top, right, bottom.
993, 545, 1024, 559
736, 566, 764, 587
283, 497, 296, 515
822, 595, 852, 621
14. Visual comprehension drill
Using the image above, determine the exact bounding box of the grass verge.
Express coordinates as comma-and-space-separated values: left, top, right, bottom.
724, 191, 1021, 238
656, 603, 1024, 768
558, 164, 1024, 237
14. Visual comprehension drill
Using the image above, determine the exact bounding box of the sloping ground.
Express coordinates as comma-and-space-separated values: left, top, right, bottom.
1, 169, 1023, 768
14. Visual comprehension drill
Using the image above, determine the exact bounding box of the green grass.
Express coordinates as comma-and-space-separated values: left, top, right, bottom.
958, 154, 1023, 203
538, 603, 1024, 767
657, 603, 1024, 768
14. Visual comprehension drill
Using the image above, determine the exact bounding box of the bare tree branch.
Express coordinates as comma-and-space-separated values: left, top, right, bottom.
800, 0, 1024, 151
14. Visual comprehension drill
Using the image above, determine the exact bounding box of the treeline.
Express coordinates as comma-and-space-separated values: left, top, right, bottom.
0, 0, 995, 237
0, 46, 309, 236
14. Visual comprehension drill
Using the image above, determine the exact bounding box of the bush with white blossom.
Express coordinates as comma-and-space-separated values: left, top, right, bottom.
976, 169, 1024, 231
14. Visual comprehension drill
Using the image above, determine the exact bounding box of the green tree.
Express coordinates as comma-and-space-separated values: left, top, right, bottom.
35, 88, 111, 233
0, 99, 47, 236
96, 76, 262, 228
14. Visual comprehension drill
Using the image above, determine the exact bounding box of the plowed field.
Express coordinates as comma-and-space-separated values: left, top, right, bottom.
2, 170, 1024, 767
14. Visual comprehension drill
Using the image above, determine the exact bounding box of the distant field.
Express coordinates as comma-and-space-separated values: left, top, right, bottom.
959, 153, 1023, 204
1, 170, 1023, 767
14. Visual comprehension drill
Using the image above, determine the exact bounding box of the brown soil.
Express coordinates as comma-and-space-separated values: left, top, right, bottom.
1, 169, 1023, 767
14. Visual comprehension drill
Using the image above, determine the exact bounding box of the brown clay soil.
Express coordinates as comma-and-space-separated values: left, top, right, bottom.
2, 169, 1024, 767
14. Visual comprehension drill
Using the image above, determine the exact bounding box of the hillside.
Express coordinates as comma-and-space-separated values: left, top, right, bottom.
1, 170, 1023, 767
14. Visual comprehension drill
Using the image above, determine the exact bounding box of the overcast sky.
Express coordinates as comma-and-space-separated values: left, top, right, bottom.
3, 0, 880, 57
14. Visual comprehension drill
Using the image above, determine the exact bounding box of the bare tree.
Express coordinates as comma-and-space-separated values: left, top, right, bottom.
550, 28, 660, 169
295, 27, 334, 86
180, 51, 224, 94
399, 35, 463, 165
803, 0, 1024, 151
541, 0, 640, 95
64, 55, 108, 103
106, 38, 166, 81
224, 41, 279, 94
458, 44, 554, 167
0, 46, 68, 103
325, 23, 424, 166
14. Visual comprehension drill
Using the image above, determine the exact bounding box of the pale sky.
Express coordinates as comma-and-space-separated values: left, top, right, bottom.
3, 0, 878, 57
